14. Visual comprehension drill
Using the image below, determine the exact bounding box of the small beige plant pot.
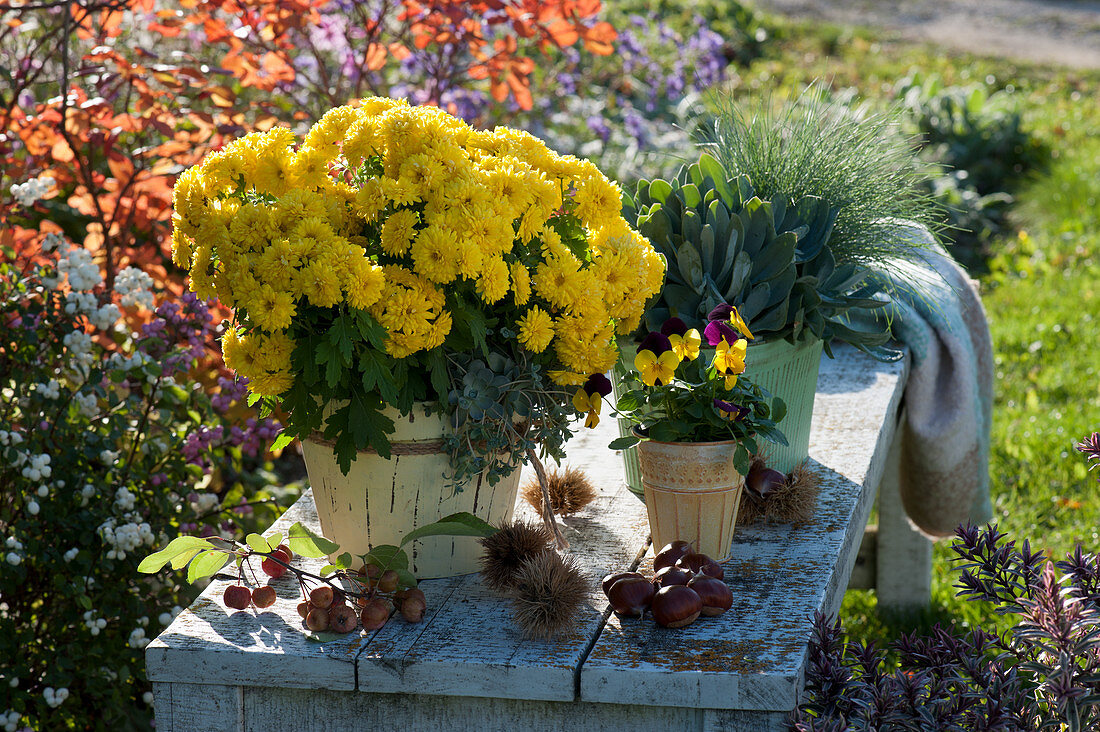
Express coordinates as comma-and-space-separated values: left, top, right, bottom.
302, 404, 521, 579
635, 433, 745, 562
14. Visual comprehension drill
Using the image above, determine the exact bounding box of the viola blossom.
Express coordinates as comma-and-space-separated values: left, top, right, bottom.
669, 329, 701, 362
573, 374, 612, 429
637, 331, 673, 356
635, 349, 679, 387
713, 397, 749, 422
712, 337, 748, 389
703, 304, 754, 346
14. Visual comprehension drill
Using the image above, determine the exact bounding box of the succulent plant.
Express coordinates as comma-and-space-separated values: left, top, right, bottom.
623, 153, 895, 358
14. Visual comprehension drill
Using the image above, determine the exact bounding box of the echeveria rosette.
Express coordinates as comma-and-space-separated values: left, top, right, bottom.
171, 97, 665, 478
604, 318, 787, 476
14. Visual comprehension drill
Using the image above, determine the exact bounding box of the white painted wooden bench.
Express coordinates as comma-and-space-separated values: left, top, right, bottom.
147, 343, 929, 731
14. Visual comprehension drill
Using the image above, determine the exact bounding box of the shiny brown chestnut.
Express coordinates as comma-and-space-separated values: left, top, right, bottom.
651, 585, 702, 628
687, 575, 733, 617
606, 576, 655, 616
653, 566, 692, 588
602, 571, 645, 596
653, 541, 694, 572
746, 465, 787, 498
675, 553, 725, 580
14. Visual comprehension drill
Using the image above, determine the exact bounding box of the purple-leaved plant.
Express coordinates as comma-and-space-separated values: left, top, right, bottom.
794, 433, 1100, 731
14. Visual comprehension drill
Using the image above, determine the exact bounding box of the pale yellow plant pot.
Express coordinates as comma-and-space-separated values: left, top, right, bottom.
635, 434, 745, 562
302, 404, 521, 579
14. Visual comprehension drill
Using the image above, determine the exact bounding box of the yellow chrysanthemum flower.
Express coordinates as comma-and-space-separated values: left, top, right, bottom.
517, 306, 554, 353
221, 326, 252, 376
345, 257, 385, 310
250, 285, 296, 332
475, 256, 509, 304
533, 256, 583, 311
353, 179, 388, 222
171, 228, 194, 270
189, 244, 218, 300
548, 370, 586, 386
299, 262, 343, 307
410, 226, 460, 284
254, 240, 299, 291
509, 262, 531, 306
380, 209, 419, 256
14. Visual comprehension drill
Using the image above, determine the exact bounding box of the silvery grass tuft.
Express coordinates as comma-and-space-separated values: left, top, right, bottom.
696, 85, 945, 270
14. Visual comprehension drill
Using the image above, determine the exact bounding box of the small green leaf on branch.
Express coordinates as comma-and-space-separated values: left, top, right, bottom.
609, 436, 640, 451
245, 533, 272, 553
187, 550, 230, 584
137, 536, 216, 574
399, 512, 498, 546
287, 522, 340, 558
362, 545, 409, 571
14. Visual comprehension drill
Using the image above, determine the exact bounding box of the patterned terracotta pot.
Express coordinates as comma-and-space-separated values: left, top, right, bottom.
635, 432, 745, 561
302, 404, 520, 579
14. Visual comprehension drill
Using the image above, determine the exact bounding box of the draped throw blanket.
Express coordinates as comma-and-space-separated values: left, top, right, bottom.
877, 226, 995, 537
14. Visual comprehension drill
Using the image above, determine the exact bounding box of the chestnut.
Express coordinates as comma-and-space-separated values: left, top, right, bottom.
653, 541, 694, 572
687, 575, 733, 617
653, 566, 692, 588
746, 465, 787, 498
651, 585, 702, 628
606, 576, 655, 617
602, 571, 644, 596
676, 553, 725, 580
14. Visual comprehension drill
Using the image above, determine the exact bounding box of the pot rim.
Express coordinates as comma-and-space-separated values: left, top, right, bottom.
631, 426, 746, 448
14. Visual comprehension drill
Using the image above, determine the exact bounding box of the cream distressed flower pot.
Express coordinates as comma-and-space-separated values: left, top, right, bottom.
302, 404, 521, 579
614, 335, 823, 491
635, 433, 745, 561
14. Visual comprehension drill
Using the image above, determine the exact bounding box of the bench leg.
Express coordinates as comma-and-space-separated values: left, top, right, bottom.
152, 682, 243, 732
875, 420, 933, 612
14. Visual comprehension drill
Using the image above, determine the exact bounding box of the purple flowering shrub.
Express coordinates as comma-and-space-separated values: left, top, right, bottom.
518, 6, 772, 183
795, 434, 1100, 731
0, 233, 297, 731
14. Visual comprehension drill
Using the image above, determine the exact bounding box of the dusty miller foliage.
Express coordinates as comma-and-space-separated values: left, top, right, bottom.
795, 438, 1100, 731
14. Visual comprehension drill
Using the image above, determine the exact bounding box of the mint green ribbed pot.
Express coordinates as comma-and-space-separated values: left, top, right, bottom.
614, 336, 824, 496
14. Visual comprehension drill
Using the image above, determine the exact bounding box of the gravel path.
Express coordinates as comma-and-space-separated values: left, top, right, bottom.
753, 0, 1100, 69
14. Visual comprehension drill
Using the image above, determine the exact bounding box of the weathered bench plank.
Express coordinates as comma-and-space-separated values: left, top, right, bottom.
146, 497, 363, 692
354, 419, 653, 701
579, 344, 908, 712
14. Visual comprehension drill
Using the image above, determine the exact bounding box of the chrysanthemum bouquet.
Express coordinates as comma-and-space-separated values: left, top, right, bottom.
601, 307, 787, 475
171, 98, 665, 482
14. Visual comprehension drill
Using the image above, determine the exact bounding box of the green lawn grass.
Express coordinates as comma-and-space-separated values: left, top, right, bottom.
728, 17, 1100, 644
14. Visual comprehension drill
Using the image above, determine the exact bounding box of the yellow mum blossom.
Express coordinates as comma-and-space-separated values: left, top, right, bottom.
382, 177, 421, 207
353, 179, 388, 222
221, 326, 254, 377
669, 329, 702, 362
299, 262, 343, 307
713, 337, 748, 376
276, 189, 328, 225
456, 236, 485, 280
509, 262, 531, 305
475, 256, 509, 304
635, 349, 679, 387
171, 228, 194, 269
380, 209, 419, 256
573, 171, 622, 228
172, 167, 207, 237
342, 117, 381, 166
254, 240, 298, 291
251, 130, 295, 197
290, 147, 332, 189
249, 369, 294, 397
533, 256, 583, 310
399, 153, 445, 193
250, 285, 296, 332
189, 244, 217, 300
228, 204, 271, 253
345, 257, 385, 310
517, 306, 554, 353
410, 226, 460, 284
303, 105, 361, 151
548, 370, 586, 386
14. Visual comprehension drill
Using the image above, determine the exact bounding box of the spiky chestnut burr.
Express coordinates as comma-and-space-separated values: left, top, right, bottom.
507, 551, 588, 640
522, 466, 598, 518
478, 520, 554, 593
